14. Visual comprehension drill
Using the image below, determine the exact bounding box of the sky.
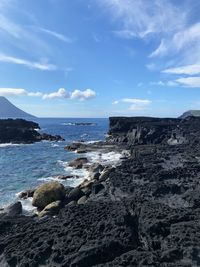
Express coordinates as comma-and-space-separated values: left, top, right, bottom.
1, 0, 200, 117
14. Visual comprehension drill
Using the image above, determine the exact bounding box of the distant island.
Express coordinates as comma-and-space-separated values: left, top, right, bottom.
0, 96, 36, 118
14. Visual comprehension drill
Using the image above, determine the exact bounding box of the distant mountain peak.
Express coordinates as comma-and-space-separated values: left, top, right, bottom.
0, 96, 36, 118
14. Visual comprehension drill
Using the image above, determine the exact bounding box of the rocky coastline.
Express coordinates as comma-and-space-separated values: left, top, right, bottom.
0, 119, 64, 143
1, 116, 200, 266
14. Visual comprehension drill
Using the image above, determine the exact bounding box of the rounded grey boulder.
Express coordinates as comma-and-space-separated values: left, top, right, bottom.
32, 182, 65, 209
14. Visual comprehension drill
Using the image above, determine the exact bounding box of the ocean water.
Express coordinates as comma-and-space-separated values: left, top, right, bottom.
0, 118, 108, 208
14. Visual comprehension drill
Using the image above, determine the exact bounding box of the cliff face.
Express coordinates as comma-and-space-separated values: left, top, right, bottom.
108, 116, 200, 146
0, 119, 64, 143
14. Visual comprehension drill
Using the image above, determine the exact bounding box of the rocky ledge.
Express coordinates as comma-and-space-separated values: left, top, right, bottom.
1, 116, 200, 266
0, 119, 64, 143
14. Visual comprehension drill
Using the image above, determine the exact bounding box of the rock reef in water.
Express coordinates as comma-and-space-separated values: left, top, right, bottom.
1, 116, 200, 266
0, 119, 64, 143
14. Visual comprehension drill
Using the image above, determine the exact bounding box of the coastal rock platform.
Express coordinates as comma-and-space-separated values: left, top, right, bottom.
1, 116, 200, 266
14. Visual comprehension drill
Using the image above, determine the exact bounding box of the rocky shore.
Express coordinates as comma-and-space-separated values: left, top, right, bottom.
0, 119, 64, 143
1, 116, 200, 266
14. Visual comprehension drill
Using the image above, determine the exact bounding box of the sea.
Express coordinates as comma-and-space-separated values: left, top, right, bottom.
0, 118, 110, 210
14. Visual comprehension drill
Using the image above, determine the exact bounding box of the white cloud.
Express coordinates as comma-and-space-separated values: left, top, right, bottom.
163, 64, 200, 75
176, 77, 200, 88
0, 88, 27, 97
122, 98, 151, 105
43, 88, 69, 99
0, 53, 57, 71
71, 89, 96, 101
27, 92, 43, 97
150, 80, 177, 87
0, 88, 43, 97
113, 97, 152, 111
0, 87, 97, 101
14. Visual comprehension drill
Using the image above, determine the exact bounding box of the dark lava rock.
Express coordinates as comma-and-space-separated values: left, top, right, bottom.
67, 187, 84, 202
0, 202, 22, 218
0, 119, 64, 144
68, 158, 88, 169
107, 116, 200, 146
18, 189, 35, 199
0, 201, 139, 266
92, 183, 105, 194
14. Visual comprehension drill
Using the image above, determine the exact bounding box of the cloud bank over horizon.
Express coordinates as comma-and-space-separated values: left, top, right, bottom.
0, 88, 96, 101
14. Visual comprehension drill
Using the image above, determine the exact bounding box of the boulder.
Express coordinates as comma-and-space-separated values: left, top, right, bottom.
38, 200, 61, 217
77, 196, 88, 205
68, 158, 88, 169
91, 172, 101, 180
3, 202, 22, 217
81, 187, 92, 197
68, 188, 84, 202
32, 182, 65, 209
89, 163, 104, 173
92, 183, 105, 194
67, 200, 77, 206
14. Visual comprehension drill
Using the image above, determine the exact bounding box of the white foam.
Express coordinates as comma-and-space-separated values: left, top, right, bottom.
20, 197, 37, 214
84, 140, 101, 144
87, 151, 122, 166
51, 143, 59, 147
0, 143, 22, 148
37, 176, 63, 182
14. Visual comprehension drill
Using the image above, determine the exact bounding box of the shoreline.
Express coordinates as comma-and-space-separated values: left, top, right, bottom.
1, 140, 126, 214
1, 116, 200, 266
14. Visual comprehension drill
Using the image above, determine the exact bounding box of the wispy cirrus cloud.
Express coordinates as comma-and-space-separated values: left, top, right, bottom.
36, 28, 74, 43
0, 53, 57, 71
0, 2, 74, 71
99, 0, 186, 40
99, 0, 200, 89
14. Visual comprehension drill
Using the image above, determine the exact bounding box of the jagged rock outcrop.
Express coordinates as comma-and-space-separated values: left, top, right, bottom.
107, 116, 200, 146
0, 119, 64, 143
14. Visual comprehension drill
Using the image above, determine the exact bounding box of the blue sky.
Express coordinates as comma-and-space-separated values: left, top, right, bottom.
1, 0, 200, 117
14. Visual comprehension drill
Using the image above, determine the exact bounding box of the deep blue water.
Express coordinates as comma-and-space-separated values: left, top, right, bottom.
0, 118, 108, 208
